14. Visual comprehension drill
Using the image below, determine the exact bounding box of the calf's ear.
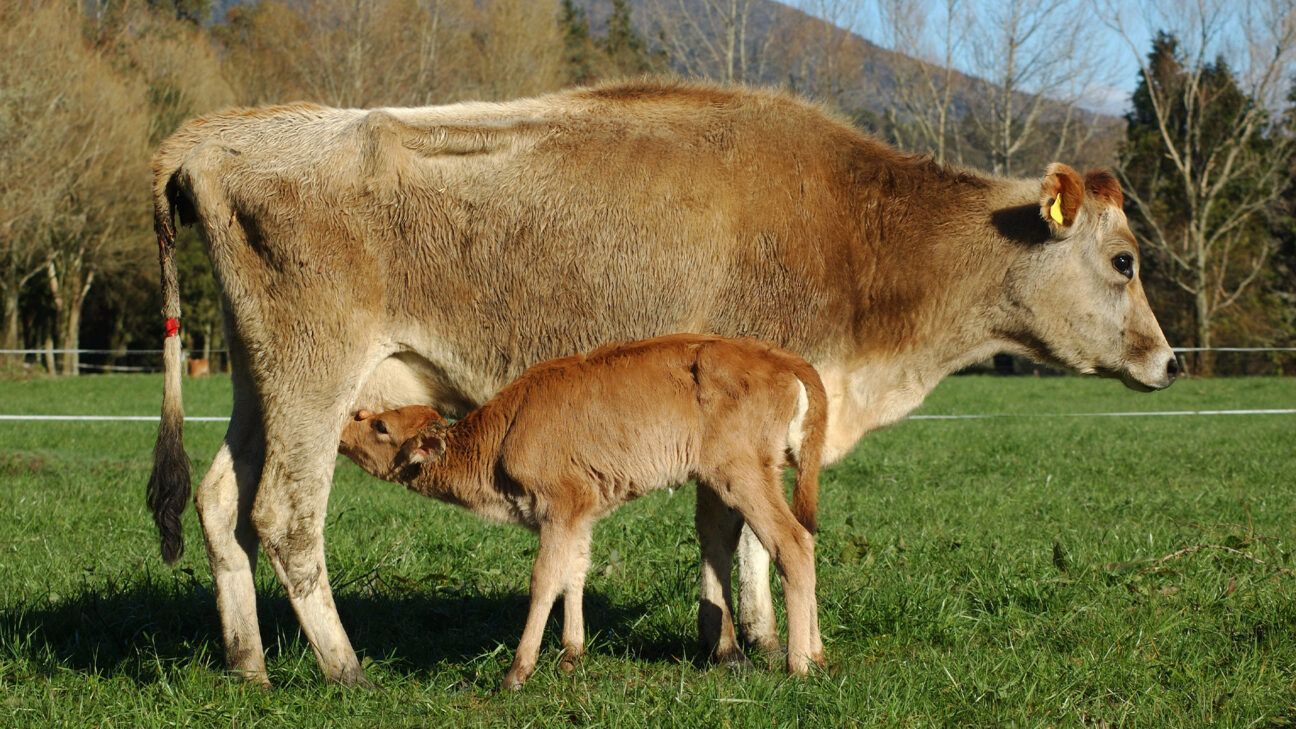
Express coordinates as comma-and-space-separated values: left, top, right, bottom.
403, 432, 447, 465
1039, 163, 1085, 232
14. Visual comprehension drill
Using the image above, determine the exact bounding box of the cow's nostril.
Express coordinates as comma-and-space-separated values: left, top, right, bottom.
1166, 355, 1180, 380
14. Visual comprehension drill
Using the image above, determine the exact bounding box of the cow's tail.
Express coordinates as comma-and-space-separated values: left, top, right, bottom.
785, 354, 827, 536
147, 153, 191, 564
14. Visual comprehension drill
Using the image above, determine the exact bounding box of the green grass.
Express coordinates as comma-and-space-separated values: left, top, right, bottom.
0, 374, 1294, 727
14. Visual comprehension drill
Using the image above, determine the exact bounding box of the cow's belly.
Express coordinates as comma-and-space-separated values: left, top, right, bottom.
350, 351, 481, 417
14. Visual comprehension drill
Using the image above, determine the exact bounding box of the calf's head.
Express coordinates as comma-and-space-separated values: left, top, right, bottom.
997, 164, 1177, 391
340, 405, 445, 479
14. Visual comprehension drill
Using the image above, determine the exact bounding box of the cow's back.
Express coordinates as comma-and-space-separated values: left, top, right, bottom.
158, 81, 886, 408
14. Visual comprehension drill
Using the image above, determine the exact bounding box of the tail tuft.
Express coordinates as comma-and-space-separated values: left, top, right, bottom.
148, 389, 190, 563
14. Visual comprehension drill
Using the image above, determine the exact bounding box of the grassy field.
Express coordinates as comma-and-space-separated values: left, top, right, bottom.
0, 374, 1294, 727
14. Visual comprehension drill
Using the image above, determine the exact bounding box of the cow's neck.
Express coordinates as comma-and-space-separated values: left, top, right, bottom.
817, 173, 1034, 462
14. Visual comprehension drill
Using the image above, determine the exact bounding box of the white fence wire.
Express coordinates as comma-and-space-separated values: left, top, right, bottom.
1, 409, 1293, 424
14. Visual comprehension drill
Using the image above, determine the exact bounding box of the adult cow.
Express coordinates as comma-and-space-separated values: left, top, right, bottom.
147, 80, 1175, 686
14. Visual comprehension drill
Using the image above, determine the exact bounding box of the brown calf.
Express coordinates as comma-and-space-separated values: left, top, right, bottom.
339, 334, 828, 689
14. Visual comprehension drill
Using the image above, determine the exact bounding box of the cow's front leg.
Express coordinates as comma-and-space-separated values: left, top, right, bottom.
736, 524, 781, 655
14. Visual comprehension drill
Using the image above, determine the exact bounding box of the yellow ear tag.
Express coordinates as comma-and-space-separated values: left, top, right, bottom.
1049, 193, 1065, 225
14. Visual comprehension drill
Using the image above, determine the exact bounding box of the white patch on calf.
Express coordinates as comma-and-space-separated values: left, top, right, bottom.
786, 378, 809, 461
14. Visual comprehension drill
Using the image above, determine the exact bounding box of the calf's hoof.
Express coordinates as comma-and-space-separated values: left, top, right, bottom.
559, 648, 584, 674
501, 664, 533, 691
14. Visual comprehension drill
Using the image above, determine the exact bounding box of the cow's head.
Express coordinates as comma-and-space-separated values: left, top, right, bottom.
998, 163, 1177, 391
340, 405, 445, 480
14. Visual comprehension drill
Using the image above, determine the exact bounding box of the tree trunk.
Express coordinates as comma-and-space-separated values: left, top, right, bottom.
1, 283, 19, 358
1195, 287, 1213, 377
62, 269, 93, 377
61, 300, 82, 376
43, 333, 55, 375
46, 259, 65, 374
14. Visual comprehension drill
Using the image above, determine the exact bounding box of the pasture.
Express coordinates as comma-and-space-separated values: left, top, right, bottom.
1, 374, 1294, 726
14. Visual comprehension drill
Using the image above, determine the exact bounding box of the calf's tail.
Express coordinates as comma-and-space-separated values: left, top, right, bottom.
787, 357, 827, 535
147, 163, 191, 564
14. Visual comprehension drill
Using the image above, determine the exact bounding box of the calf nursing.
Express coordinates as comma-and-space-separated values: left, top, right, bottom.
339, 334, 828, 688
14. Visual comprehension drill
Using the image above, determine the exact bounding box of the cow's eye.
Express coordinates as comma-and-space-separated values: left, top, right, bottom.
373, 420, 389, 435
1112, 253, 1134, 279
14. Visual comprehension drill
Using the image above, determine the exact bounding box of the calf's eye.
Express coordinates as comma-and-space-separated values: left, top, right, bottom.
373, 420, 389, 435
1112, 253, 1134, 279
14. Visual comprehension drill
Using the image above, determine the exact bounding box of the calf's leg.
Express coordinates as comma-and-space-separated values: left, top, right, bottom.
695, 485, 746, 664
560, 525, 593, 672
738, 485, 823, 675
505, 522, 581, 690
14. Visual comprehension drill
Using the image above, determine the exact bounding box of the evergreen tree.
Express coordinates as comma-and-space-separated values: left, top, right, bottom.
559, 0, 597, 86
1119, 31, 1292, 374
600, 0, 660, 76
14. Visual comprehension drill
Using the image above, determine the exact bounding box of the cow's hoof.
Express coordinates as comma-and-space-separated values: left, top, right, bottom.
744, 640, 785, 670
711, 646, 751, 671
327, 663, 375, 689
234, 670, 272, 690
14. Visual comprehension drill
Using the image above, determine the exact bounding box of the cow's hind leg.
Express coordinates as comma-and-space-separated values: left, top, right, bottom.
194, 359, 268, 684
695, 485, 746, 665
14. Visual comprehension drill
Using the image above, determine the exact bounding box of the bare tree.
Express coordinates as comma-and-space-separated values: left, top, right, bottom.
966, 0, 1112, 175
221, 0, 563, 108
0, 2, 153, 375
768, 0, 869, 111
0, 3, 71, 356
879, 0, 969, 164
1103, 0, 1296, 374
1, 2, 152, 372
648, 0, 776, 83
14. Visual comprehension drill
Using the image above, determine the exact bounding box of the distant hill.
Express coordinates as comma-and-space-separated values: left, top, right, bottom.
574, 0, 1122, 169
207, 0, 1122, 168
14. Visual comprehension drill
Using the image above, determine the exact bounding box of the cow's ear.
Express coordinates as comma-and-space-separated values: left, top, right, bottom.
1084, 169, 1123, 209
354, 410, 373, 421
1039, 163, 1084, 232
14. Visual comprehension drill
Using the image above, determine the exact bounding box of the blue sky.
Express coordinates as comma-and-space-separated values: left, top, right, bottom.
797, 0, 1158, 116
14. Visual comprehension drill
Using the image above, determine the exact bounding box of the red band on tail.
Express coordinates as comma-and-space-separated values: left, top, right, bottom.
164, 317, 180, 338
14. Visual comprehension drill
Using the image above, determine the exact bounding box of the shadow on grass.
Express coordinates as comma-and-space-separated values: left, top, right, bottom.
0, 572, 687, 683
